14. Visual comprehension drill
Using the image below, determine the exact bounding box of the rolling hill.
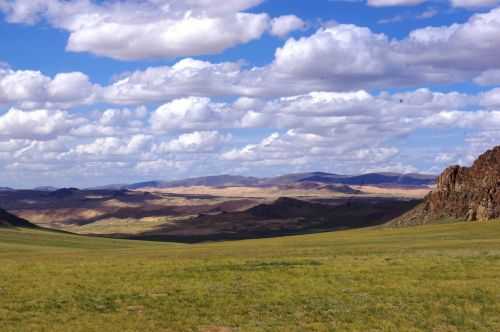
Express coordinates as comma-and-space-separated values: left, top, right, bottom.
1, 222, 500, 331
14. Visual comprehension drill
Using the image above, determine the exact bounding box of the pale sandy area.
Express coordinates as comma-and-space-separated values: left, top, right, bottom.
351, 185, 432, 198
138, 186, 348, 199
139, 185, 432, 199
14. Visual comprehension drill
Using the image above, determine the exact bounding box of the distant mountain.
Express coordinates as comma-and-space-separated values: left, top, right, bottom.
124, 172, 436, 190
0, 208, 37, 228
260, 172, 346, 186
33, 186, 58, 192
300, 173, 436, 187
47, 188, 80, 199
0, 187, 14, 192
164, 175, 261, 187
126, 175, 261, 189
86, 184, 129, 191
126, 181, 169, 190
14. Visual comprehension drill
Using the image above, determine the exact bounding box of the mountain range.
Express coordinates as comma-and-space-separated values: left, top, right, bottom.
89, 172, 436, 191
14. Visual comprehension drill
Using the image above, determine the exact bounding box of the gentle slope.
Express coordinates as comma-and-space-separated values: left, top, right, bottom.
1, 222, 500, 331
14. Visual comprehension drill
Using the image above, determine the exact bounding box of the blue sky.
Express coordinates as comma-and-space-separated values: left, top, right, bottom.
0, 0, 499, 188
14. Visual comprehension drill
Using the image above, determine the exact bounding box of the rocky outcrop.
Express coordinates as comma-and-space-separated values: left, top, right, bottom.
392, 146, 500, 226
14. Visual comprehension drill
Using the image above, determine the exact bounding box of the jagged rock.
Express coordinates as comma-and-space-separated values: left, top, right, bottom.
391, 146, 500, 226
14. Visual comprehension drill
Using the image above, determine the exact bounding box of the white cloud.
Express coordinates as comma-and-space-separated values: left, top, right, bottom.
416, 8, 438, 19
221, 129, 402, 172
47, 72, 93, 102
0, 87, 499, 185
451, 0, 500, 8
0, 67, 95, 109
422, 110, 500, 129
66, 12, 270, 61
363, 162, 419, 174
480, 88, 500, 107
102, 59, 246, 104
378, 15, 406, 24
270, 15, 306, 37
155, 131, 231, 153
367, 0, 426, 6
0, 0, 271, 60
150, 97, 233, 131
272, 8, 500, 89
70, 135, 152, 157
367, 0, 500, 7
0, 108, 83, 140
99, 8, 500, 103
474, 69, 500, 86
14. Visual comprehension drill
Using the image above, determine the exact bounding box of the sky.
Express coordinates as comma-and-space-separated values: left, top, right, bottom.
0, 0, 500, 188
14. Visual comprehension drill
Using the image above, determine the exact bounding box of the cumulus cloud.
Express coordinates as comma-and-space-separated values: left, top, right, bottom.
480, 88, 500, 107
4, 5, 500, 109
47, 72, 94, 102
270, 15, 306, 37
98, 8, 500, 103
221, 129, 402, 172
272, 8, 500, 90
69, 135, 152, 158
474, 69, 500, 86
150, 97, 232, 131
0, 0, 274, 60
2, 2, 499, 105
155, 131, 231, 153
367, 0, 500, 7
102, 59, 247, 104
0, 108, 83, 140
416, 8, 438, 19
0, 86, 499, 185
451, 0, 500, 8
0, 67, 96, 109
66, 12, 270, 61
367, 0, 426, 6
8, 10, 487, 115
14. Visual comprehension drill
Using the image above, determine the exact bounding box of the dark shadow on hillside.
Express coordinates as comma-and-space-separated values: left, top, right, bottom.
0, 208, 39, 228
119, 197, 421, 243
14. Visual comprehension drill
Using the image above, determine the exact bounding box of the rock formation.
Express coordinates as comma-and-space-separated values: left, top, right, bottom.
391, 146, 500, 226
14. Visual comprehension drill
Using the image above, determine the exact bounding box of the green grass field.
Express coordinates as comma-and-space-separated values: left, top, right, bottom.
1, 222, 500, 332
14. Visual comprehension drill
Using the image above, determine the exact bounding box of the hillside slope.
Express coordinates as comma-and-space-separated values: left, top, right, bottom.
2, 222, 500, 331
131, 196, 419, 242
0, 208, 37, 228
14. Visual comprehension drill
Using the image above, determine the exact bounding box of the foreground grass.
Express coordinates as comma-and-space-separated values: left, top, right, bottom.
1, 222, 500, 331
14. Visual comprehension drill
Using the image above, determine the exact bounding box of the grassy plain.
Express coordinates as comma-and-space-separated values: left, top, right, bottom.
1, 221, 500, 331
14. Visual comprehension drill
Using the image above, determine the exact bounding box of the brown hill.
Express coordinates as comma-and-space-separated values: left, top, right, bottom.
391, 146, 500, 226
131, 196, 418, 242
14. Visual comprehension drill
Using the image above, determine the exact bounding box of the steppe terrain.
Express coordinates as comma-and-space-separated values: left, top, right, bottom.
1, 222, 500, 332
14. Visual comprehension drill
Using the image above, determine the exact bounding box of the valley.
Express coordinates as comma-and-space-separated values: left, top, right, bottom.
0, 149, 499, 332
0, 173, 429, 241
1, 2, 499, 331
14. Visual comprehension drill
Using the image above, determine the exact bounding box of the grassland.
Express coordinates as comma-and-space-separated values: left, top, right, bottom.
1, 222, 500, 331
